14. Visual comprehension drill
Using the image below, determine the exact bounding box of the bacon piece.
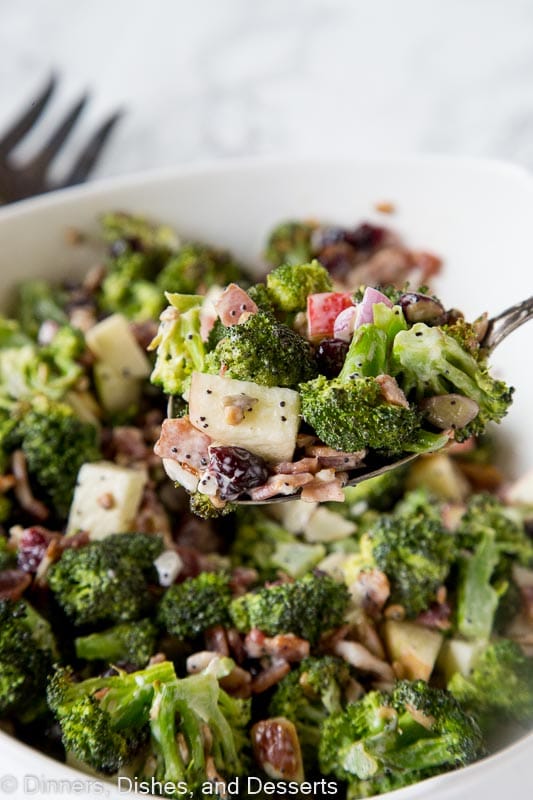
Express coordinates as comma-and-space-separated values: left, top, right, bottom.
410, 250, 442, 282
248, 473, 314, 501
154, 416, 211, 471
274, 457, 319, 475
376, 374, 409, 408
244, 629, 310, 662
205, 625, 230, 657
417, 601, 452, 630
300, 473, 346, 502
251, 660, 291, 694
0, 569, 32, 600
215, 283, 258, 326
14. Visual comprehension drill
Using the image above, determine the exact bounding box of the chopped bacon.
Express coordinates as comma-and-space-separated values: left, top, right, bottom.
215, 283, 258, 326
0, 569, 32, 600
301, 473, 346, 502
251, 659, 291, 694
350, 569, 390, 618
227, 628, 247, 664
376, 374, 409, 408
410, 250, 442, 282
111, 426, 149, 466
244, 629, 310, 662
248, 473, 315, 501
274, 457, 319, 475
229, 567, 259, 596
154, 417, 211, 471
205, 625, 230, 656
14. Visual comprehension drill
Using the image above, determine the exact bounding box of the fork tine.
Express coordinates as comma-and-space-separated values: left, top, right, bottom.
25, 93, 89, 174
61, 110, 123, 187
0, 73, 57, 157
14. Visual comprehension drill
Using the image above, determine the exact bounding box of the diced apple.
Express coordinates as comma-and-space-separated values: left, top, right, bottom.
269, 499, 318, 533
406, 453, 470, 502
86, 313, 151, 378
66, 461, 147, 539
437, 638, 482, 683
307, 292, 354, 341
93, 361, 142, 413
188, 372, 300, 464
303, 507, 357, 542
383, 620, 443, 681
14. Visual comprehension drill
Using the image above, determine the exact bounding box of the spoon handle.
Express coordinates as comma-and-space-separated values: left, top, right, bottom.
482, 295, 533, 352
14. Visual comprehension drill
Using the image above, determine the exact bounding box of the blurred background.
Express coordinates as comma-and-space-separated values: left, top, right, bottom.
2, 0, 533, 180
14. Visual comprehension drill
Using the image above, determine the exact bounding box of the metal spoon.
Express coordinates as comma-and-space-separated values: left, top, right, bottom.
168, 295, 533, 506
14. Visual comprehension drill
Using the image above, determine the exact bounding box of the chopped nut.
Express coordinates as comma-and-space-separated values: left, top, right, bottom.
97, 492, 115, 509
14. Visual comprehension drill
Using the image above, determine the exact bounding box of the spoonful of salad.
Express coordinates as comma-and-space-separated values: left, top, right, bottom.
149, 261, 532, 516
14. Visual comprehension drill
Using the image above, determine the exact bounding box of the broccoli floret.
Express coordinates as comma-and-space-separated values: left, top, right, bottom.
392, 322, 514, 441
99, 259, 165, 321
11, 397, 101, 519
442, 317, 485, 361
158, 572, 232, 640
229, 572, 349, 645
188, 492, 237, 520
140, 670, 250, 791
246, 283, 276, 313
455, 494, 533, 641
48, 533, 163, 626
319, 680, 484, 797
149, 292, 206, 396
269, 656, 351, 769
0, 599, 55, 720
47, 660, 175, 773
230, 508, 325, 580
101, 211, 178, 260
448, 639, 533, 733
74, 619, 158, 667
205, 310, 316, 389
157, 242, 247, 295
15, 279, 69, 339
345, 490, 456, 618
266, 260, 332, 312
264, 220, 316, 268
300, 309, 449, 455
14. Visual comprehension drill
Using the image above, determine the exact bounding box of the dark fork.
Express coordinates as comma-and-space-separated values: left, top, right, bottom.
0, 75, 122, 204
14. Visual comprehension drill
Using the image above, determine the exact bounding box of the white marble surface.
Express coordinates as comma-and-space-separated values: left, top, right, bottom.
2, 0, 533, 182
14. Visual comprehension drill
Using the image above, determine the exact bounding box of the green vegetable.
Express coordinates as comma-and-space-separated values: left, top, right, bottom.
48, 533, 163, 626
157, 242, 246, 294
319, 680, 484, 797
15, 279, 69, 339
230, 572, 349, 644
205, 310, 317, 389
264, 220, 316, 267
74, 619, 158, 666
266, 259, 332, 312
158, 572, 232, 640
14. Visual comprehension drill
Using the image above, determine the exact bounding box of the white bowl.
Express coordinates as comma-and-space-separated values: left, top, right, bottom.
0, 156, 532, 799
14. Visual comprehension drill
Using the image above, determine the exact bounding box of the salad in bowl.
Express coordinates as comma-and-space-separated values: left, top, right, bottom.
0, 157, 532, 800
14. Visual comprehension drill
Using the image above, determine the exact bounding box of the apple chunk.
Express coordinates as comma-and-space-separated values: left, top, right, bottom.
188, 372, 300, 464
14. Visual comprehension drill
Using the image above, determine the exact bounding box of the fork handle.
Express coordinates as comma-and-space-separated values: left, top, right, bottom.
482, 295, 533, 352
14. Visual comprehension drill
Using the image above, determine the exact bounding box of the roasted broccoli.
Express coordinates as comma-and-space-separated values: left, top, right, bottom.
158, 572, 232, 640
319, 680, 484, 797
9, 396, 101, 519
392, 322, 514, 440
157, 242, 247, 295
269, 656, 352, 769
99, 258, 165, 321
230, 571, 349, 645
230, 508, 325, 580
264, 220, 316, 268
448, 639, 533, 734
149, 292, 206, 396
205, 310, 317, 389
48, 533, 163, 626
345, 489, 456, 617
0, 599, 56, 720
455, 494, 533, 641
74, 619, 158, 667
15, 279, 69, 339
47, 660, 175, 773
266, 260, 332, 312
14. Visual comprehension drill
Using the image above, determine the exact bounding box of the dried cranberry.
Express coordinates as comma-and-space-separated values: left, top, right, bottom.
345, 222, 385, 251
208, 446, 269, 500
17, 527, 53, 573
318, 242, 358, 280
315, 338, 349, 378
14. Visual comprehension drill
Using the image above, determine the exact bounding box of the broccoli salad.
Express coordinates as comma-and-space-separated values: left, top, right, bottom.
0, 210, 532, 799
